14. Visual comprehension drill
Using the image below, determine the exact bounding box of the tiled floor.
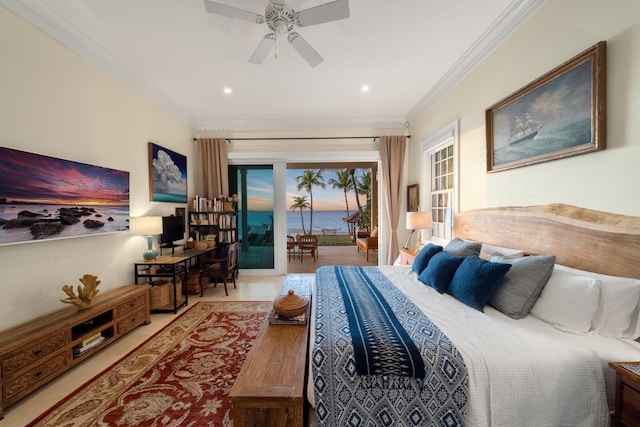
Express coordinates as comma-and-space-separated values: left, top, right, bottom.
3, 245, 375, 425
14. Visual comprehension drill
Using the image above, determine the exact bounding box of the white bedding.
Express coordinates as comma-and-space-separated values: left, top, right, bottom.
308, 265, 640, 426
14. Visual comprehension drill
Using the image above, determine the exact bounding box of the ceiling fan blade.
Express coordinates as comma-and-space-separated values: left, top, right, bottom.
270, 0, 285, 6
288, 32, 323, 67
249, 34, 276, 64
295, 0, 350, 27
204, 0, 264, 24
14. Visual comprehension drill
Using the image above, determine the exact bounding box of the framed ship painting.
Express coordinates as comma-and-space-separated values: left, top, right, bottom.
148, 142, 187, 203
0, 146, 130, 246
486, 41, 606, 172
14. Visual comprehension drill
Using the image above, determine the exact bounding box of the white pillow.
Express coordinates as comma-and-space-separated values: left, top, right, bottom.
553, 264, 640, 338
479, 243, 525, 260
530, 268, 601, 334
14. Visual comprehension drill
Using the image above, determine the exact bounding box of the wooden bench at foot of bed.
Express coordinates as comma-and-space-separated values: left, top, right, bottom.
230, 275, 313, 427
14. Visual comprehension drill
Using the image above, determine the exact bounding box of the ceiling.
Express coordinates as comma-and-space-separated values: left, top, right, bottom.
2, 0, 545, 131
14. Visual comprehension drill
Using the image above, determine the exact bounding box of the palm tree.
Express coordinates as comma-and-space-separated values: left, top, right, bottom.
295, 169, 325, 234
357, 169, 372, 203
349, 169, 363, 213
328, 169, 352, 216
357, 169, 373, 231
289, 196, 310, 235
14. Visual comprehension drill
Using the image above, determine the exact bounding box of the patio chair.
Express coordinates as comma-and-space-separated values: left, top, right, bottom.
297, 234, 318, 263
287, 235, 297, 262
356, 228, 378, 262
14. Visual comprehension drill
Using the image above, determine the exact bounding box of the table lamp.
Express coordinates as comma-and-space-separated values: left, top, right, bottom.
404, 211, 432, 250
133, 216, 163, 261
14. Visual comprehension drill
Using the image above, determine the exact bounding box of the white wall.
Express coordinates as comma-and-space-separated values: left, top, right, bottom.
408, 0, 640, 217
0, 7, 195, 329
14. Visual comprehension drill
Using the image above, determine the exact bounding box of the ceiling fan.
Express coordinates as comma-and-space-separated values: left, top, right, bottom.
204, 0, 350, 67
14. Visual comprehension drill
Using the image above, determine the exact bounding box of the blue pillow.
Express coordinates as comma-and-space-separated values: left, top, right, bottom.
448, 255, 512, 312
418, 252, 465, 293
411, 243, 443, 274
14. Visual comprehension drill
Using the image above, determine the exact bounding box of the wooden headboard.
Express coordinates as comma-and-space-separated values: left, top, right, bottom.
454, 204, 640, 279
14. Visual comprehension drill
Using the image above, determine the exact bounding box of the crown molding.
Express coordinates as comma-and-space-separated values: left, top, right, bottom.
196, 116, 408, 132
0, 0, 197, 128
406, 0, 548, 123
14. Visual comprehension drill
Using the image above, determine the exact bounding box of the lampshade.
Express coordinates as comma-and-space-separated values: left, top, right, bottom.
404, 211, 433, 250
406, 211, 432, 230
133, 216, 163, 236
133, 216, 162, 261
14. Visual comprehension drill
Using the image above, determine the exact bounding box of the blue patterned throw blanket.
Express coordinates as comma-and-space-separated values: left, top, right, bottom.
312, 266, 468, 427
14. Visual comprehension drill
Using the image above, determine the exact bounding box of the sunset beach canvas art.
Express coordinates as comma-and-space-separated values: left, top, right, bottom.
0, 146, 130, 245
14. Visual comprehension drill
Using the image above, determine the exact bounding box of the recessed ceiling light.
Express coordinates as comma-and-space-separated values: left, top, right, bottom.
223, 87, 232, 94
361, 85, 369, 93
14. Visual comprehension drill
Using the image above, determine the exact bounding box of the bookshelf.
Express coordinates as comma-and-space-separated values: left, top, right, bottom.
188, 196, 238, 246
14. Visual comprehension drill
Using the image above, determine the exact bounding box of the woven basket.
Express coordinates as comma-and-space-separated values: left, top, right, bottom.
186, 269, 203, 295
273, 290, 309, 317
200, 274, 210, 289
150, 282, 171, 309
194, 241, 208, 250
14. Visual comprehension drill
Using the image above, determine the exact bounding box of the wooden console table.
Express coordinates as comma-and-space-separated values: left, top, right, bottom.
230, 275, 313, 427
0, 285, 150, 419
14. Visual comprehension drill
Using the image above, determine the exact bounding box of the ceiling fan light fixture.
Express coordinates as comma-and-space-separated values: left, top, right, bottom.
265, 3, 295, 34
204, 0, 350, 67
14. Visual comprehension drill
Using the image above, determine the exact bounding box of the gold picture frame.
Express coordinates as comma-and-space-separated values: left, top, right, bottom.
486, 41, 606, 172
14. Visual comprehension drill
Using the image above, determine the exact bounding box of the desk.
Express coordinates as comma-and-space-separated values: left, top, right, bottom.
134, 247, 215, 313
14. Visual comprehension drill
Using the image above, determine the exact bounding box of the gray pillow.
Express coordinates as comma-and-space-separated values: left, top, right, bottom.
488, 254, 556, 319
443, 238, 481, 257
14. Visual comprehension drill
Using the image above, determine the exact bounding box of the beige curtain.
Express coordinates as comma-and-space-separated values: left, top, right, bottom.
380, 135, 407, 264
195, 138, 229, 199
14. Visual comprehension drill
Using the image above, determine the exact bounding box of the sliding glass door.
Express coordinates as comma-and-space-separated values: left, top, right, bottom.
229, 165, 274, 270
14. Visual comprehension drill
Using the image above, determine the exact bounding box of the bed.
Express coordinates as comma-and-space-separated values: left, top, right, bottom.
307, 204, 640, 426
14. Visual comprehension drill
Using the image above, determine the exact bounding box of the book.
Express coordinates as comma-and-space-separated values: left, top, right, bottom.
73, 336, 106, 355
268, 308, 308, 326
81, 332, 102, 347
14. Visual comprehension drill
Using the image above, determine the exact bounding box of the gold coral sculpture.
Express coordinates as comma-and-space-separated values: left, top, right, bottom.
61, 274, 101, 310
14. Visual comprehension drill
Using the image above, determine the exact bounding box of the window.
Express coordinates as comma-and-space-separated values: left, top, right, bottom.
422, 121, 459, 243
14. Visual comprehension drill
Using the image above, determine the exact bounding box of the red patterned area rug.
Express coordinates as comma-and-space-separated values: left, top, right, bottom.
27, 301, 271, 427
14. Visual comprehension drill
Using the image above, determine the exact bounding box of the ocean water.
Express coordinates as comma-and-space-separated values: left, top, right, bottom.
0, 203, 130, 245
494, 119, 591, 166
239, 210, 353, 235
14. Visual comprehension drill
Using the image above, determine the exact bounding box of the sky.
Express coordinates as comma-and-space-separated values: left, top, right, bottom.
243, 168, 368, 212
0, 147, 130, 206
